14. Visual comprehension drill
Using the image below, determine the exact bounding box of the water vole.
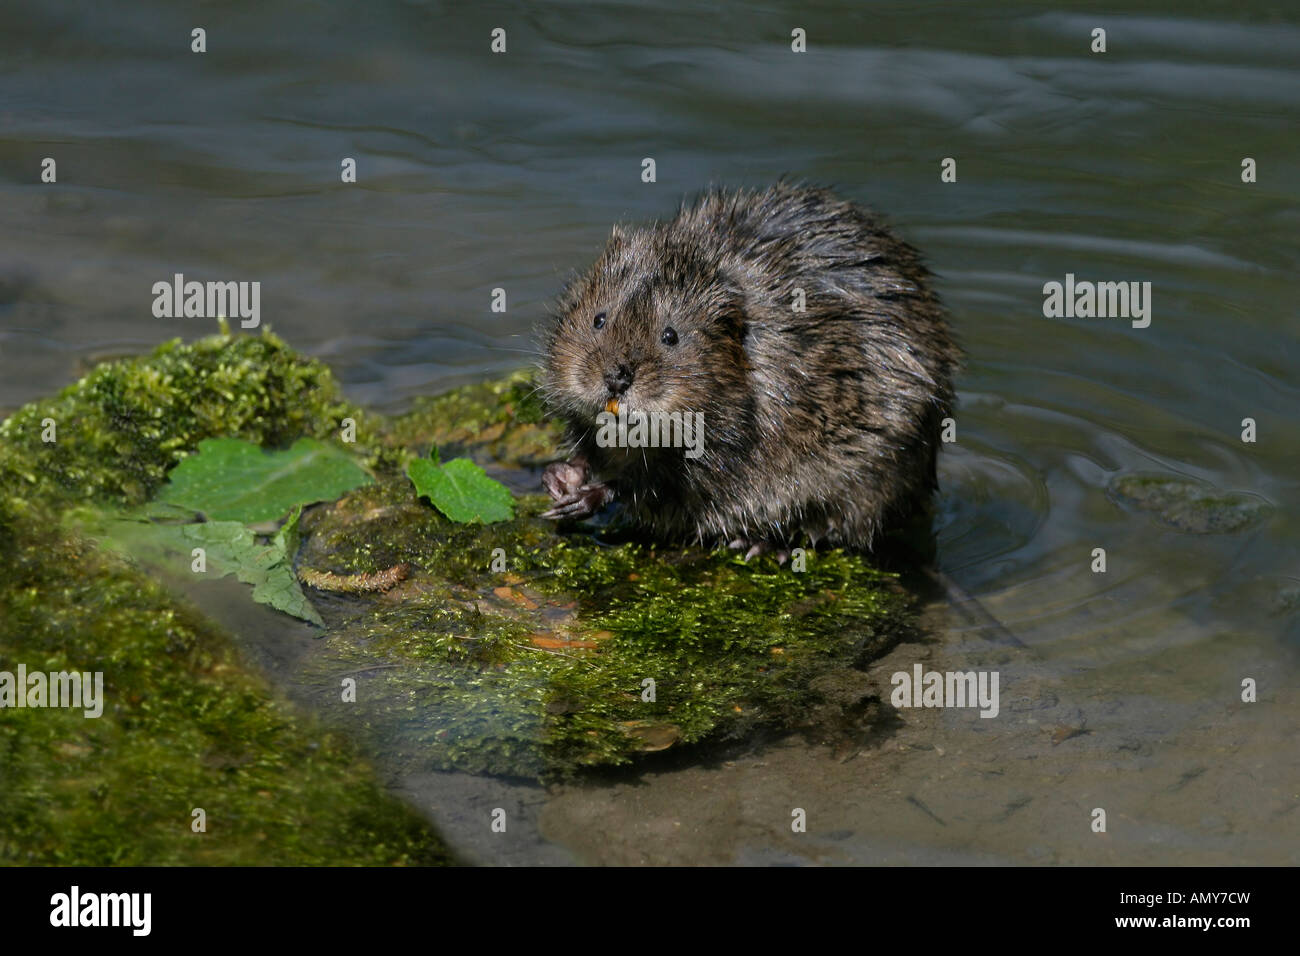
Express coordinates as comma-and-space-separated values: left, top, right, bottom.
539, 182, 961, 557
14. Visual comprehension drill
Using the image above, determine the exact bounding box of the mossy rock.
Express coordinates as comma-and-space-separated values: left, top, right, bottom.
1, 330, 916, 863
0, 495, 452, 865
294, 478, 911, 778
0, 328, 366, 508
382, 370, 563, 471
0, 331, 450, 864
1107, 472, 1273, 534
290, 366, 914, 778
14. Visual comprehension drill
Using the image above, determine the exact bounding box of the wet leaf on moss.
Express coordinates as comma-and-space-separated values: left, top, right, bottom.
156, 437, 372, 523
407, 452, 514, 523
79, 504, 323, 626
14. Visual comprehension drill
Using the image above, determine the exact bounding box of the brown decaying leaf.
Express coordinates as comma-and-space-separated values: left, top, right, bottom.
298, 562, 410, 593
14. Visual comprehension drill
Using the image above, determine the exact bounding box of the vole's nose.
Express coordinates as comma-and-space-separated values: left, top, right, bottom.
603, 363, 635, 396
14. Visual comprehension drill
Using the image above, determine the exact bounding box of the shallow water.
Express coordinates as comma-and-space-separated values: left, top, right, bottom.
2, 1, 1297, 863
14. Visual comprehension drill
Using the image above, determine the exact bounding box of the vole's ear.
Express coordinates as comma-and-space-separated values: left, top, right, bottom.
609, 223, 626, 250
715, 303, 748, 342
713, 265, 751, 338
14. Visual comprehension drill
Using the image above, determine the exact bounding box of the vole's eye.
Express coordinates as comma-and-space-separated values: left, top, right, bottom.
593, 312, 607, 329
661, 327, 678, 346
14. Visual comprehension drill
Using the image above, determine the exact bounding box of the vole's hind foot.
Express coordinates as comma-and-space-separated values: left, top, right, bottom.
726, 537, 790, 565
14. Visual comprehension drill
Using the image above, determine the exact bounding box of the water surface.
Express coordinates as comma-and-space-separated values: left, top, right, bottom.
2, 0, 1296, 864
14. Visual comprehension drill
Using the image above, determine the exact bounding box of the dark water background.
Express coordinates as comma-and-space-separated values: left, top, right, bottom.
2, 1, 1297, 863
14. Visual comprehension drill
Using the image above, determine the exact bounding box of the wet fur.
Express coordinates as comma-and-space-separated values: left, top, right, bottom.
539, 182, 962, 551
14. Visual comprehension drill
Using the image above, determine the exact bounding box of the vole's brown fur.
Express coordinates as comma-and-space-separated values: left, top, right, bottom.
539, 182, 961, 556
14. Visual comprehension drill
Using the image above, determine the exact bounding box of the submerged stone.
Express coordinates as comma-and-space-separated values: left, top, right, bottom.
1107, 472, 1272, 534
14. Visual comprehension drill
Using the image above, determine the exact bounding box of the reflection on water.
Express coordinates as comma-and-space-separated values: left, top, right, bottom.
1, 0, 1296, 863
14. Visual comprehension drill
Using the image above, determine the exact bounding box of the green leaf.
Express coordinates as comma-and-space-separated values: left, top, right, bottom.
407, 455, 514, 524
157, 437, 372, 523
78, 506, 323, 626
185, 519, 324, 627
273, 502, 305, 557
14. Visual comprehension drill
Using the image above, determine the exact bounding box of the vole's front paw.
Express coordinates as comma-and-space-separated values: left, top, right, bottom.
542, 460, 588, 502
541, 482, 614, 521
542, 456, 612, 520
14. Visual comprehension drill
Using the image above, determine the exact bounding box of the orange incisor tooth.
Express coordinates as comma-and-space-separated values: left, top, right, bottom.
605, 398, 620, 415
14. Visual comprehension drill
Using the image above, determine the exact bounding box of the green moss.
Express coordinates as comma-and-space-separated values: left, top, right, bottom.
0, 332, 451, 864
0, 328, 368, 509
0, 495, 453, 865
0, 329, 917, 861
383, 370, 564, 469
294, 479, 911, 779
